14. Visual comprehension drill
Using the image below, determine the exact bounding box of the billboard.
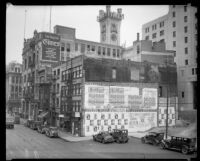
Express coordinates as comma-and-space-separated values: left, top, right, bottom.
84, 84, 157, 109
41, 32, 60, 61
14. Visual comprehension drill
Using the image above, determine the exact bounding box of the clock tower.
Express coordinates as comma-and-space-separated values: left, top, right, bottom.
97, 5, 124, 46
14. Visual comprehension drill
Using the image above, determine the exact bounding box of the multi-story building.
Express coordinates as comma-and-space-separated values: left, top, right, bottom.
6, 61, 23, 114
142, 4, 197, 111
123, 33, 175, 65
60, 55, 177, 136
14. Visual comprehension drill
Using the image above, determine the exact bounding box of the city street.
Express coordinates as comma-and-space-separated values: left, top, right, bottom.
6, 124, 196, 159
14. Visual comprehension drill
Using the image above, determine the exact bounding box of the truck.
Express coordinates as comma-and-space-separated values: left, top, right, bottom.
6, 116, 14, 129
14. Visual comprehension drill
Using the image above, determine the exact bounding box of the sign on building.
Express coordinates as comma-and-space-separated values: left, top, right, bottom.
41, 33, 60, 61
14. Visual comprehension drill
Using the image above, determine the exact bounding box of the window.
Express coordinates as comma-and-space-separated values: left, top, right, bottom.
184, 16, 187, 22
145, 36, 149, 40
173, 21, 176, 27
91, 45, 95, 51
102, 47, 106, 55
81, 44, 85, 53
185, 47, 188, 54
160, 30, 164, 36
160, 21, 164, 28
159, 86, 162, 97
117, 49, 120, 57
137, 45, 140, 54
173, 41, 176, 47
112, 68, 116, 79
152, 33, 156, 39
184, 6, 187, 12
152, 24, 156, 30
61, 43, 65, 51
192, 68, 195, 75
57, 69, 60, 76
16, 77, 18, 83
172, 11, 176, 17
145, 27, 149, 33
173, 31, 176, 37
15, 68, 17, 72
87, 45, 90, 51
98, 46, 101, 55
185, 37, 188, 43
75, 43, 78, 51
184, 26, 188, 33
66, 43, 70, 52
185, 59, 188, 65
11, 85, 14, 92
182, 92, 184, 98
113, 49, 116, 57
107, 48, 110, 56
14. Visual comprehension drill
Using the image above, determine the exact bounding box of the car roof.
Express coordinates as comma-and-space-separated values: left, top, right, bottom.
171, 135, 196, 139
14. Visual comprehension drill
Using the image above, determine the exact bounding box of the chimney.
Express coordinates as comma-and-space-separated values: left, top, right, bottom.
137, 33, 140, 41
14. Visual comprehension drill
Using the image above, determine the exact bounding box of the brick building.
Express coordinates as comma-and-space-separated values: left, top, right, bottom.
60, 55, 177, 136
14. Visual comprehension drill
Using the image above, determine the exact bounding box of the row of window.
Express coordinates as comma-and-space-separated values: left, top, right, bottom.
145, 21, 165, 33
61, 66, 83, 81
72, 101, 81, 112
172, 5, 187, 12
152, 30, 164, 39
61, 84, 82, 96
11, 85, 22, 92
11, 76, 22, 84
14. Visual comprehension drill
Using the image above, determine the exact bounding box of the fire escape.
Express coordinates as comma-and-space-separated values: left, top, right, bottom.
64, 60, 73, 132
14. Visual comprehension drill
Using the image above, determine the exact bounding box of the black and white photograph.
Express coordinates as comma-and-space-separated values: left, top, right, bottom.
6, 4, 197, 159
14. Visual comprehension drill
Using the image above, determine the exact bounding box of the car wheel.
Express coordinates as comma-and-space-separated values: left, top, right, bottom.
102, 139, 105, 144
181, 146, 188, 155
141, 138, 145, 143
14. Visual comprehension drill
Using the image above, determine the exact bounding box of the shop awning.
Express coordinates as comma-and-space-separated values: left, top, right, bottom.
38, 111, 49, 118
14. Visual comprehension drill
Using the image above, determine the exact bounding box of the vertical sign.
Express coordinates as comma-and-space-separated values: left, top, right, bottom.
41, 32, 60, 61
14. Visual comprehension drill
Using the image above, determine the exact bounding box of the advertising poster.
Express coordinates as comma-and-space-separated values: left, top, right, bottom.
41, 32, 60, 61
129, 112, 157, 132
142, 88, 157, 109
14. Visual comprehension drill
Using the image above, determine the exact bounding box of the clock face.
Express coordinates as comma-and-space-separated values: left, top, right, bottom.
111, 34, 117, 41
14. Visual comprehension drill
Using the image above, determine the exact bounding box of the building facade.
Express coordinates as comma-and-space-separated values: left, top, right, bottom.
6, 61, 23, 114
142, 4, 197, 111
60, 55, 177, 136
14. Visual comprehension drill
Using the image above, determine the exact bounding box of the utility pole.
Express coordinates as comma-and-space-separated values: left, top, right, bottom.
165, 55, 169, 139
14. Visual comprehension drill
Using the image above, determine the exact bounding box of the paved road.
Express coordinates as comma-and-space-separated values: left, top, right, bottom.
6, 124, 196, 159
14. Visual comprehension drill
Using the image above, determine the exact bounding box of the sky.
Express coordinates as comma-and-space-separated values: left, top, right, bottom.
6, 4, 169, 65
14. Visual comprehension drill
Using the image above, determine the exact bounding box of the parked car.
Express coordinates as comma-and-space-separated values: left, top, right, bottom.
160, 136, 197, 154
141, 132, 164, 146
110, 129, 129, 143
37, 124, 46, 134
25, 119, 34, 128
45, 127, 59, 138
6, 116, 14, 129
93, 131, 115, 144
30, 121, 42, 130
14, 115, 20, 124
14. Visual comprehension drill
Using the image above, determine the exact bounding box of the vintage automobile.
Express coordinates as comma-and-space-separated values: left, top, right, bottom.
14, 115, 20, 124
45, 127, 59, 138
110, 129, 129, 143
30, 121, 42, 130
37, 124, 46, 134
141, 132, 164, 146
25, 119, 34, 128
93, 131, 115, 144
6, 116, 14, 129
160, 136, 197, 154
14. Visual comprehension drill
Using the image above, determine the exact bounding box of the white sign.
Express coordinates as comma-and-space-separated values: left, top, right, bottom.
142, 88, 157, 109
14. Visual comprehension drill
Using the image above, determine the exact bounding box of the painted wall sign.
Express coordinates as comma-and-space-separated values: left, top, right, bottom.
41, 33, 60, 61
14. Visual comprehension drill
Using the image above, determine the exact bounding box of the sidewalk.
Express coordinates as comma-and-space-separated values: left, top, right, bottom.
58, 129, 92, 142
